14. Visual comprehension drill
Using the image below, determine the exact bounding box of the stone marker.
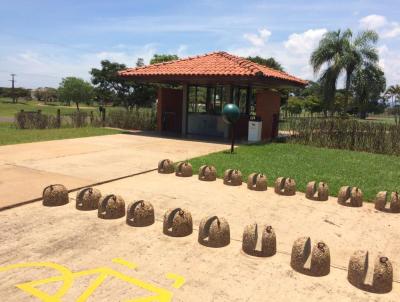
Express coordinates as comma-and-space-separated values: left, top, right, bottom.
163, 208, 193, 237
76, 187, 101, 211
98, 194, 125, 219
126, 200, 155, 227
198, 165, 217, 181
175, 162, 193, 177
348, 250, 393, 293
242, 223, 276, 257
198, 216, 230, 247
223, 169, 242, 186
158, 159, 175, 174
247, 173, 268, 191
390, 191, 400, 212
337, 186, 363, 207
305, 181, 329, 201
42, 184, 69, 207
290, 237, 330, 276
274, 177, 296, 196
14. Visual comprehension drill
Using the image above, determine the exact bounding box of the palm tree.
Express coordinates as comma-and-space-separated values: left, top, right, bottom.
385, 85, 400, 106
310, 29, 379, 116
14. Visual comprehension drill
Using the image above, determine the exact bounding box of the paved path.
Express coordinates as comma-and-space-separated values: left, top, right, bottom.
0, 171, 398, 301
0, 133, 228, 208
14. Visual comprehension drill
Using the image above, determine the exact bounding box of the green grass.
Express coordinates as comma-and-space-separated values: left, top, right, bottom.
0, 98, 97, 117
0, 122, 122, 146
189, 143, 400, 202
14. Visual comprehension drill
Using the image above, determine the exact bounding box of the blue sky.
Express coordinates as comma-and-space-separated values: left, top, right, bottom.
0, 0, 399, 88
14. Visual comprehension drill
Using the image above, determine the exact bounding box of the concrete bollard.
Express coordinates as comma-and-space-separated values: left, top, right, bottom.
223, 169, 242, 186
348, 250, 393, 293
42, 184, 69, 207
305, 181, 329, 201
126, 200, 155, 227
242, 223, 276, 257
198, 216, 230, 248
274, 177, 296, 196
290, 237, 330, 276
175, 162, 193, 177
163, 208, 193, 237
390, 191, 400, 213
158, 159, 175, 174
247, 173, 267, 191
98, 194, 125, 219
338, 186, 363, 207
198, 165, 217, 181
76, 187, 102, 210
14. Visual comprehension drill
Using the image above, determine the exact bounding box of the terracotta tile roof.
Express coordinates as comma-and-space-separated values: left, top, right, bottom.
119, 51, 307, 86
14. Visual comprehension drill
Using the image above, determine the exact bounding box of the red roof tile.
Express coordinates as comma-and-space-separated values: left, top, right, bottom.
119, 51, 307, 86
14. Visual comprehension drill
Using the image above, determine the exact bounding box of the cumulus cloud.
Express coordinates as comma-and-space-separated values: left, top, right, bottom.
231, 28, 328, 81
243, 28, 271, 47
284, 29, 327, 55
359, 14, 388, 29
359, 15, 400, 39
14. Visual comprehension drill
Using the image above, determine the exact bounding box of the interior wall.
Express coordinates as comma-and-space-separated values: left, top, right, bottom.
255, 90, 281, 141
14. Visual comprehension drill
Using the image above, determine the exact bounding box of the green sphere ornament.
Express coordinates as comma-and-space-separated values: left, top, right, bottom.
222, 103, 240, 124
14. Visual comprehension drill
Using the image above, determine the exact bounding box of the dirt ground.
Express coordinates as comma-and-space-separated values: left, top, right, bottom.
1, 169, 399, 301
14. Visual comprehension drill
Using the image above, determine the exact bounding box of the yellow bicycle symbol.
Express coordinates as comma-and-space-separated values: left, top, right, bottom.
0, 258, 185, 302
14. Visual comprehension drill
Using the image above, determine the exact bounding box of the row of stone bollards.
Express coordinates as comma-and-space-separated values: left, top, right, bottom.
42, 183, 394, 294
159, 159, 400, 213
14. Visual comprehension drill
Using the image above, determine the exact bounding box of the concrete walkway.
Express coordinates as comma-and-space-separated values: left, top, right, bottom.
0, 133, 229, 208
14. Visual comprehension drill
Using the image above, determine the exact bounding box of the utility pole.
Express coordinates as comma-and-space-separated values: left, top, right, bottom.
10, 74, 16, 103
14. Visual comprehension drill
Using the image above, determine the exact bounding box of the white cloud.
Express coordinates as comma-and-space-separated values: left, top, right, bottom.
359, 14, 388, 30
232, 28, 328, 81
359, 15, 400, 39
243, 28, 271, 47
382, 22, 400, 38
284, 29, 327, 55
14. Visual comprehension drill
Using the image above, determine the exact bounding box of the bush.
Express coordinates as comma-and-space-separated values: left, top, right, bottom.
15, 111, 57, 129
106, 108, 156, 130
286, 117, 400, 155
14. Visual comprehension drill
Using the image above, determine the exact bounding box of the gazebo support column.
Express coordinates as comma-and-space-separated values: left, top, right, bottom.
181, 83, 188, 136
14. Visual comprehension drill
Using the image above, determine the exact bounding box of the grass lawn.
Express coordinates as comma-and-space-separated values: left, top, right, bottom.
0, 98, 97, 117
189, 143, 400, 202
0, 122, 122, 146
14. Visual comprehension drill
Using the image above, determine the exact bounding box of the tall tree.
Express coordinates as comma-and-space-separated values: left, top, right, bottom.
58, 77, 94, 110
247, 56, 284, 71
351, 64, 386, 119
150, 54, 179, 65
310, 29, 379, 115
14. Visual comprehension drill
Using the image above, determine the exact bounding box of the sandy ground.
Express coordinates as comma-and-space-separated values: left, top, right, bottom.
0, 133, 228, 208
0, 170, 399, 301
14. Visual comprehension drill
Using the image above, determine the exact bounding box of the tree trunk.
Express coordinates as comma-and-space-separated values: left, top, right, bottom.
76, 102, 80, 111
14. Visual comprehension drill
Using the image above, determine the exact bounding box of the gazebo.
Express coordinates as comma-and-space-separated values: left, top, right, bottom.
119, 51, 306, 141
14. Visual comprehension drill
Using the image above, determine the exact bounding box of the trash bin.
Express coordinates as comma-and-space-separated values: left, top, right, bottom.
248, 120, 262, 142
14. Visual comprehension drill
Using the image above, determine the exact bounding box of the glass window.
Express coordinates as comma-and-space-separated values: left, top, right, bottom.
232, 87, 250, 114
188, 86, 197, 113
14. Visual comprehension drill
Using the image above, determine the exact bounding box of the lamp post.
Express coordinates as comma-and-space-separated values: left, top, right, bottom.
222, 103, 240, 153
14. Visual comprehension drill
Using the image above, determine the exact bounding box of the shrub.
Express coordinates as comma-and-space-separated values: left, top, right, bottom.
106, 108, 156, 130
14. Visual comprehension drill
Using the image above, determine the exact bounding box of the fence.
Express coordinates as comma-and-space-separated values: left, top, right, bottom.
284, 117, 400, 156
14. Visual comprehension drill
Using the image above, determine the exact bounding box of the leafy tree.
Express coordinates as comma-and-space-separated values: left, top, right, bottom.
351, 64, 386, 119
303, 95, 323, 116
58, 77, 94, 110
150, 54, 179, 65
247, 56, 284, 71
310, 29, 379, 115
136, 58, 145, 67
285, 97, 303, 116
